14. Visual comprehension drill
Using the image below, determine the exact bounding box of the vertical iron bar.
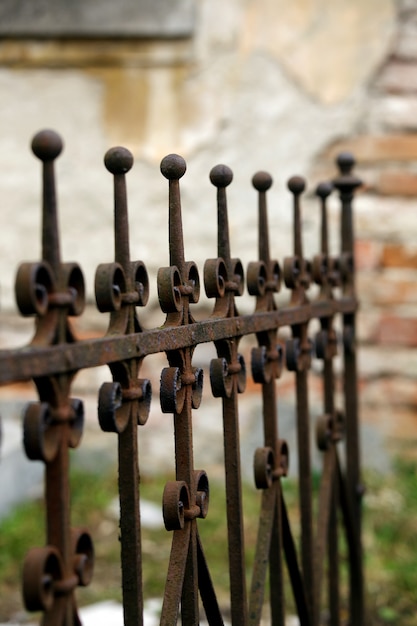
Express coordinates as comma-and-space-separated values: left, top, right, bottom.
263, 383, 285, 626
33, 131, 63, 275
295, 363, 314, 620
269, 495, 285, 626
251, 171, 285, 625
118, 418, 143, 626
28, 130, 86, 626
223, 391, 249, 626
342, 326, 363, 623
160, 154, 201, 624
182, 530, 199, 625
323, 360, 340, 626
45, 424, 72, 626
113, 169, 131, 271
313, 446, 335, 626
323, 355, 340, 626
165, 155, 187, 276
328, 467, 340, 626
36, 135, 71, 624
215, 168, 232, 269
314, 181, 341, 626
287, 176, 315, 622
103, 148, 147, 626
333, 152, 364, 625
175, 394, 199, 624
210, 165, 248, 625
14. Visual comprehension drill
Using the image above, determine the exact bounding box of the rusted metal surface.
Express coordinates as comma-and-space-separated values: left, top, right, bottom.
1, 130, 364, 625
15, 131, 90, 626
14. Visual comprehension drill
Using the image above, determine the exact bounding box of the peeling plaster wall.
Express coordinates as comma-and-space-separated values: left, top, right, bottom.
1, 0, 417, 461
0, 0, 396, 309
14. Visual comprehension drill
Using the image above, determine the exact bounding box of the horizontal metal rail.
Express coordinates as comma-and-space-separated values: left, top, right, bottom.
0, 298, 357, 383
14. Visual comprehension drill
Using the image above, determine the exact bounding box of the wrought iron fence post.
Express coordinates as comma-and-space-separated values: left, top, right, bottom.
207, 164, 248, 626
158, 154, 223, 626
247, 171, 286, 626
17, 130, 91, 626
284, 176, 316, 622
333, 152, 364, 626
95, 146, 151, 626
313, 181, 342, 626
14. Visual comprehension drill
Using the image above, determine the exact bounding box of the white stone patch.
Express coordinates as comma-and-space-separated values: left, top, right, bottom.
107, 497, 164, 529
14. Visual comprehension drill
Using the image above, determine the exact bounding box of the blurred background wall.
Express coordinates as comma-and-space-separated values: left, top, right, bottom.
0, 0, 416, 471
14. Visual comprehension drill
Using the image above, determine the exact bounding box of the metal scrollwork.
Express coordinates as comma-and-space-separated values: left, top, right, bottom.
158, 154, 224, 626
93, 146, 152, 622
0, 131, 365, 626
17, 130, 91, 626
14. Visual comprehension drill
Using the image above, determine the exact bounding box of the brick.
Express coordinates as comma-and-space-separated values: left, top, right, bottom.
359, 345, 417, 378
395, 27, 417, 60
357, 270, 417, 307
376, 315, 417, 347
381, 243, 417, 268
323, 133, 417, 163
376, 169, 417, 196
376, 61, 417, 94
368, 96, 417, 132
357, 310, 381, 344
354, 239, 382, 270
355, 196, 417, 245
361, 377, 417, 409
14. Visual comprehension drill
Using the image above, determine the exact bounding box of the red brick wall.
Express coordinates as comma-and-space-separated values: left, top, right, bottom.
311, 1, 417, 456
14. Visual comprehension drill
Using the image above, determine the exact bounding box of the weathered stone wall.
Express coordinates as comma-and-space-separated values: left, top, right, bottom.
311, 0, 417, 458
0, 0, 415, 466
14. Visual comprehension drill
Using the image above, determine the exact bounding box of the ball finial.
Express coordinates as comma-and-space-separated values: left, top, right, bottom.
209, 164, 233, 188
160, 154, 187, 180
316, 181, 333, 199
104, 147, 134, 175
252, 171, 273, 192
336, 152, 355, 175
287, 176, 306, 196
31, 129, 63, 162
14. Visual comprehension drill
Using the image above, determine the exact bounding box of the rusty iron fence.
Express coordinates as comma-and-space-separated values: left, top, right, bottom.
0, 129, 364, 626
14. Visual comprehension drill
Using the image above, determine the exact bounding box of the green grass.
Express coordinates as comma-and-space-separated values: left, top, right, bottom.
0, 458, 417, 623
363, 458, 417, 625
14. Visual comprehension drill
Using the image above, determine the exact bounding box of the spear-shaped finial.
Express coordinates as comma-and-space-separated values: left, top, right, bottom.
31, 129, 63, 276
252, 171, 273, 265
333, 152, 362, 255
316, 181, 333, 257
287, 175, 306, 260
104, 147, 134, 276
160, 154, 187, 277
210, 164, 234, 271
